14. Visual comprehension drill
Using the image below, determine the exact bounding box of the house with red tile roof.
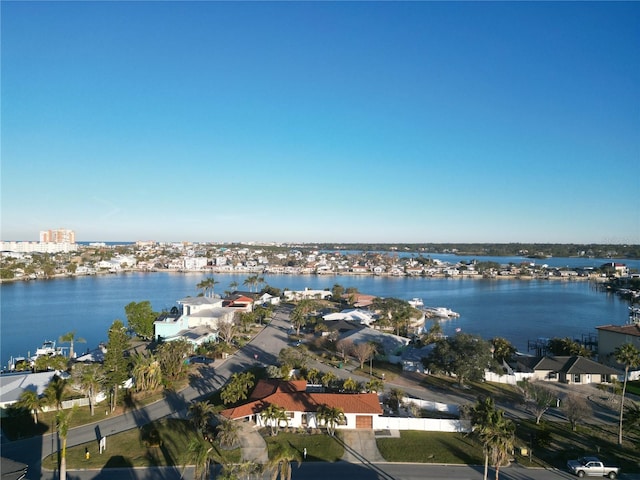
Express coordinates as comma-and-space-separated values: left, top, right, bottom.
220, 379, 383, 430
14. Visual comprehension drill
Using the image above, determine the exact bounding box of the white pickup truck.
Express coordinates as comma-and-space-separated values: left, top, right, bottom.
567, 457, 620, 479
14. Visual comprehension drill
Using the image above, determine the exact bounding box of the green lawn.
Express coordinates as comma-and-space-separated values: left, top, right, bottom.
42, 418, 240, 470
264, 431, 344, 462
377, 431, 485, 464
515, 419, 640, 472
626, 380, 640, 396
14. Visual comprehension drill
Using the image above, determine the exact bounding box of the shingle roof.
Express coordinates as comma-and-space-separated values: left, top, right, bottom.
520, 355, 620, 375
596, 324, 640, 337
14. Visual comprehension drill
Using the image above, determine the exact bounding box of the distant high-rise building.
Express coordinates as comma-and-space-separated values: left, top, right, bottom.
40, 228, 75, 244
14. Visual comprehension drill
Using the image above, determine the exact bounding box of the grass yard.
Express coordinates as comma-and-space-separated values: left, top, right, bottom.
515, 419, 640, 472
264, 431, 344, 462
626, 380, 640, 396
42, 418, 240, 470
376, 431, 484, 464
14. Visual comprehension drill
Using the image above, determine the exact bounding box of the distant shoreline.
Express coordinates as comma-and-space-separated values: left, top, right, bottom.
0, 268, 607, 285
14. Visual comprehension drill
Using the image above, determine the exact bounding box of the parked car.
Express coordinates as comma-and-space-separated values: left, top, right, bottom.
189, 355, 213, 365
567, 457, 620, 479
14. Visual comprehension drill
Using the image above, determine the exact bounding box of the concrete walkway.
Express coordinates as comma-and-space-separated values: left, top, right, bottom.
237, 420, 269, 464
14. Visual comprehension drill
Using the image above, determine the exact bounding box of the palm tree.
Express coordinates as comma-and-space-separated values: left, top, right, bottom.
56, 406, 76, 480
365, 378, 384, 393
320, 371, 337, 389
316, 405, 345, 436
216, 418, 240, 448
614, 343, 640, 445
470, 397, 497, 480
189, 401, 217, 436
470, 397, 515, 480
261, 404, 288, 436
73, 363, 105, 416
16, 389, 44, 424
59, 331, 86, 360
197, 277, 219, 298
487, 413, 515, 480
387, 388, 405, 414
185, 438, 214, 480
243, 275, 259, 293
342, 377, 360, 393
229, 280, 239, 292
290, 300, 317, 335
131, 353, 162, 393
268, 443, 301, 480
44, 376, 67, 411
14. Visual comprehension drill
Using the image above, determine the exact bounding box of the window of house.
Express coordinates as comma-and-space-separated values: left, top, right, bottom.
301, 414, 308, 425
573, 374, 581, 383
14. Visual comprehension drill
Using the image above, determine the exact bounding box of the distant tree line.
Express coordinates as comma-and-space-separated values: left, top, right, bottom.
312, 243, 640, 260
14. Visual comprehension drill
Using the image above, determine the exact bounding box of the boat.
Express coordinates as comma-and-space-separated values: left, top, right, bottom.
408, 298, 424, 308
33, 340, 64, 358
425, 307, 460, 319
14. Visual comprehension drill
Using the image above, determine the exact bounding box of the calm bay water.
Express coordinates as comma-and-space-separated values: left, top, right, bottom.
0, 267, 633, 368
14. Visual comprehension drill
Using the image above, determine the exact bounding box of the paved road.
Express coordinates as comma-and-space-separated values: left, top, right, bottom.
1, 305, 628, 479
35, 461, 607, 480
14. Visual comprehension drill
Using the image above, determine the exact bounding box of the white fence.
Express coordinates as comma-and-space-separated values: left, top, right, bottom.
402, 397, 459, 415
483, 371, 534, 385
373, 416, 470, 432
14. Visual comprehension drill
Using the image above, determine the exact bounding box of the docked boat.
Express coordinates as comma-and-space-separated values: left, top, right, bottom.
425, 307, 460, 319
33, 340, 64, 358
408, 297, 424, 308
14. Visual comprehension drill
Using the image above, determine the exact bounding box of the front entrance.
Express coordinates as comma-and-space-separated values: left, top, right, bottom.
355, 415, 372, 429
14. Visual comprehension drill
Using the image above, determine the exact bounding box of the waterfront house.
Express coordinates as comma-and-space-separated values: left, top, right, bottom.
514, 355, 620, 384
283, 288, 332, 302
341, 293, 376, 308
339, 328, 410, 360
322, 309, 377, 326
153, 296, 235, 344
222, 293, 255, 311
0, 371, 58, 411
596, 324, 640, 379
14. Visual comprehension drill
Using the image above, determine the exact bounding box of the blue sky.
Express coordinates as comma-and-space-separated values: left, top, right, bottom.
2, 2, 639, 244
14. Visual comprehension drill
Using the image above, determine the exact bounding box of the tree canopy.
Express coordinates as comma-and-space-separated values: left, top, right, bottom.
124, 301, 158, 340
424, 333, 497, 386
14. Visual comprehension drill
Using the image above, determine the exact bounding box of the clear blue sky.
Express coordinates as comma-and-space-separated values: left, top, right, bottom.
2, 1, 639, 244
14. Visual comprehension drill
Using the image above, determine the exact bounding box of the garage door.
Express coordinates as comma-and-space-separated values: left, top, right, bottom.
355, 415, 372, 429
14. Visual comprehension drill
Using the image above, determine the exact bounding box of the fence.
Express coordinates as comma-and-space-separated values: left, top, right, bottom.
373, 416, 470, 432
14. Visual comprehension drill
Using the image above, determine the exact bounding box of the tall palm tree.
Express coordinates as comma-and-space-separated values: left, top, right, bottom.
268, 443, 301, 480
261, 404, 288, 436
614, 343, 640, 445
59, 331, 86, 359
229, 280, 239, 292
487, 413, 515, 480
316, 405, 345, 436
16, 389, 44, 424
470, 396, 497, 480
197, 277, 219, 298
470, 397, 515, 480
56, 406, 76, 480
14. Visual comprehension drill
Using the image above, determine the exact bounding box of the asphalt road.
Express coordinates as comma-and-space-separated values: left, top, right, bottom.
1, 305, 627, 479
33, 461, 584, 480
